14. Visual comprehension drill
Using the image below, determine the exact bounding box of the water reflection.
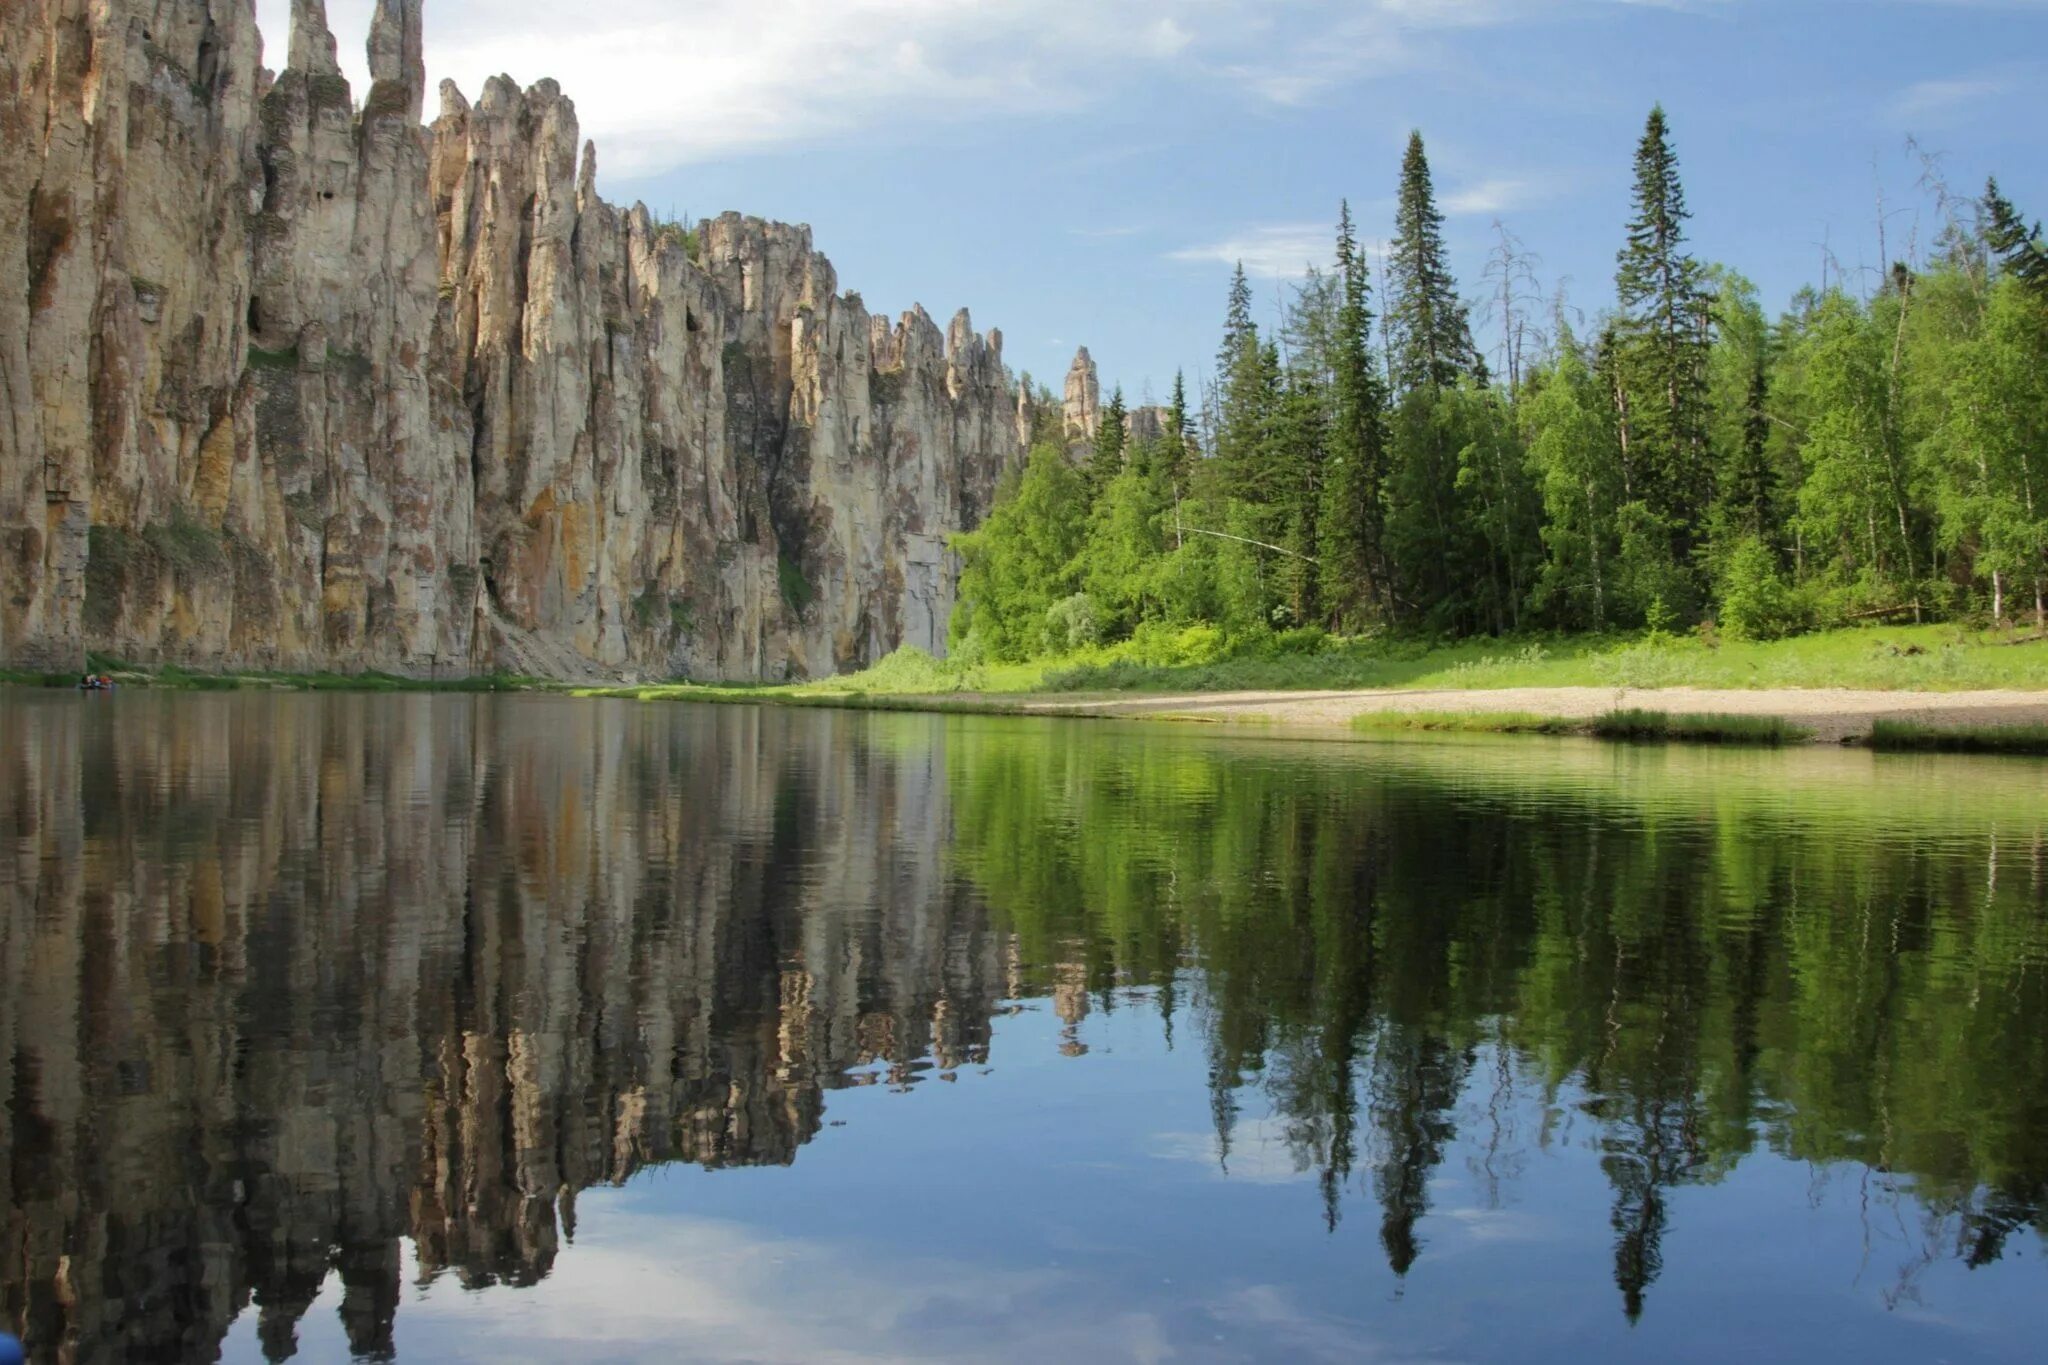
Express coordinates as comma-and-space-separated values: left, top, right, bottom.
0, 694, 2044, 1363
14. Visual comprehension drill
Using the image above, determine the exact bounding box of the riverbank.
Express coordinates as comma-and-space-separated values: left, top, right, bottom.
1008, 684, 2048, 746
10, 623, 2048, 751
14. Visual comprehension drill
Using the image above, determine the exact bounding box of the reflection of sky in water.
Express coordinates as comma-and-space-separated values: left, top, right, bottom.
7, 694, 2046, 1364
225, 997, 2044, 1364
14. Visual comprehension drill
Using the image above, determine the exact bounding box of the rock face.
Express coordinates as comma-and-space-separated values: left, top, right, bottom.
1062, 346, 1100, 445
1125, 405, 1169, 445
0, 0, 1022, 680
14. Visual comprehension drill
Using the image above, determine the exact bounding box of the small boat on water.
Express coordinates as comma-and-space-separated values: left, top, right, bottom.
78, 674, 114, 691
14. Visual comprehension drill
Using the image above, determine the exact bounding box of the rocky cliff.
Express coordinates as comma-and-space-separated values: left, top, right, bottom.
0, 0, 1022, 681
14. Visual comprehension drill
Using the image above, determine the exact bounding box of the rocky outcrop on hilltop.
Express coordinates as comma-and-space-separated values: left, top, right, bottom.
1062, 345, 1101, 444
0, 0, 1022, 680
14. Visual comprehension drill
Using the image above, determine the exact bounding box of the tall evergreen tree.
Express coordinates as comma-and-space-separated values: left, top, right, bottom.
1271, 374, 1328, 625
1614, 105, 1713, 560
1220, 262, 1257, 375
1387, 132, 1475, 395
1983, 178, 2048, 301
1089, 386, 1129, 498
1319, 200, 1393, 625
1159, 370, 1194, 502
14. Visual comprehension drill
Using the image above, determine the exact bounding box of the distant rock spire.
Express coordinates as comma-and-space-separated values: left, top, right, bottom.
1063, 346, 1100, 444
367, 0, 426, 121
287, 0, 341, 76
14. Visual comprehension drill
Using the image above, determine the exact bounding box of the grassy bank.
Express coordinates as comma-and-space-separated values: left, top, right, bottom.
1353, 708, 1809, 746
1013, 623, 2048, 695
1868, 719, 2048, 755
9, 621, 2047, 713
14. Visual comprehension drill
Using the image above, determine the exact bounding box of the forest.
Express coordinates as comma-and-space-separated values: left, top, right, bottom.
952, 109, 2048, 664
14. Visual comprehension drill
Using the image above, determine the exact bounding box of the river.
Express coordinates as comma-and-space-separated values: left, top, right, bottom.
1, 691, 2044, 1362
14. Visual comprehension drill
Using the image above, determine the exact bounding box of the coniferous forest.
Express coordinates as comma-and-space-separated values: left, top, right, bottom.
953, 111, 2048, 663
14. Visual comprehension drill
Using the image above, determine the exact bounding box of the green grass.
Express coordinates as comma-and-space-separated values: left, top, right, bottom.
1031, 623, 2048, 696
1868, 719, 2048, 755
1352, 710, 1580, 736
1350, 707, 1808, 746
1588, 709, 1809, 746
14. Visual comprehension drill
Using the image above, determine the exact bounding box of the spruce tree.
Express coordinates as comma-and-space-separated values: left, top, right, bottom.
1215, 273, 1278, 500
1614, 105, 1712, 560
1089, 386, 1129, 499
1983, 178, 2048, 301
1320, 200, 1393, 625
1220, 262, 1257, 375
1159, 370, 1193, 500
1272, 374, 1328, 626
1387, 133, 1475, 395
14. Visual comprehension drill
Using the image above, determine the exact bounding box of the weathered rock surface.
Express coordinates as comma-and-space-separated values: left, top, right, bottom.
1125, 404, 1170, 445
0, 0, 1022, 680
1062, 345, 1100, 445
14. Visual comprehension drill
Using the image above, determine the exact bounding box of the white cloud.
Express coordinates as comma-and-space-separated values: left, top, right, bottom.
1891, 70, 2022, 124
1166, 223, 1336, 279
1442, 177, 1538, 216
252, 1, 1749, 183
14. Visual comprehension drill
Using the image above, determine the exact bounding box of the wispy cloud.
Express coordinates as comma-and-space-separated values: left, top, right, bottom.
1443, 177, 1539, 216
1891, 69, 2022, 124
1166, 224, 1337, 279
254, 0, 1749, 182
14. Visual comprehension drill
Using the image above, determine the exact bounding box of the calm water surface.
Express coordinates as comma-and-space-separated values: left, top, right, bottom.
2, 691, 2046, 1363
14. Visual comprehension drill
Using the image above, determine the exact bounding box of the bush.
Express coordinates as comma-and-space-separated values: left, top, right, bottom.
1716, 535, 1805, 640
1043, 593, 1101, 653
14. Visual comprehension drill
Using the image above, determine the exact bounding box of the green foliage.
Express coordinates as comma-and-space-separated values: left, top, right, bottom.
1088, 385, 1128, 497
950, 121, 2048, 666
1588, 709, 1807, 745
1043, 592, 1102, 653
951, 445, 1090, 661
649, 210, 702, 263
1612, 106, 1713, 558
246, 343, 300, 371
1870, 719, 2048, 755
1387, 132, 1475, 394
1321, 201, 1393, 628
1715, 535, 1806, 640
777, 552, 814, 616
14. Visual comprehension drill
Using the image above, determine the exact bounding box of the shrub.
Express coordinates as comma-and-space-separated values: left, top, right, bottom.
1043, 593, 1101, 653
1716, 536, 1804, 641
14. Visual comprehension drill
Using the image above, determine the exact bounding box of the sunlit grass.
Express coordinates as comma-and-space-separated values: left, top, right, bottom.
1039, 624, 2048, 695
1868, 719, 2048, 755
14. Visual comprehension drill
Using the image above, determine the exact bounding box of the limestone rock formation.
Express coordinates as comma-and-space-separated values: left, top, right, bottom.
1062, 346, 1100, 445
0, 0, 1022, 680
1125, 405, 1169, 445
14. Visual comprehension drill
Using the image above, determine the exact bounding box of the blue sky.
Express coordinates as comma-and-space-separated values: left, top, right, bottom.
270, 1, 2046, 403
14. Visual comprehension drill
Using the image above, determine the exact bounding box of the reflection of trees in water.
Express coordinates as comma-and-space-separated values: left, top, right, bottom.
0, 697, 1004, 1363
3, 703, 2047, 1360
948, 729, 2048, 1318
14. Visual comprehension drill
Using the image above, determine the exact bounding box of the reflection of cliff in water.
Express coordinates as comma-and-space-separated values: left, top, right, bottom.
0, 696, 1005, 1363
5, 701, 2048, 1362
